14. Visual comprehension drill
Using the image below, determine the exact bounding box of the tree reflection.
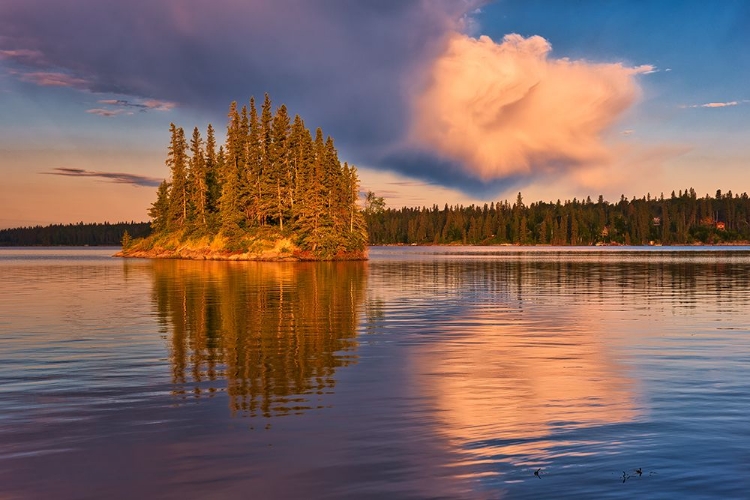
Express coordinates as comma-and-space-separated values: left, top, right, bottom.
151, 260, 366, 417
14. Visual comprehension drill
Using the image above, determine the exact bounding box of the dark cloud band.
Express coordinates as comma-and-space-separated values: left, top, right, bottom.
43, 168, 163, 187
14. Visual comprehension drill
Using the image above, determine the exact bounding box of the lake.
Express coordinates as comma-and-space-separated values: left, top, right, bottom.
1, 246, 749, 499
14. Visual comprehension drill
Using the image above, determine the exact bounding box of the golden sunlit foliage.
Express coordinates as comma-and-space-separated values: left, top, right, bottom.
138, 94, 367, 260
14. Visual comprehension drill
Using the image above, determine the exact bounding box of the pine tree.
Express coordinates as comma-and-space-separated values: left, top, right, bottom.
256, 94, 274, 225
218, 144, 242, 234
221, 104, 246, 233
270, 104, 291, 230
166, 123, 189, 229
344, 163, 367, 249
288, 115, 309, 217
245, 98, 263, 226
294, 128, 327, 253
149, 180, 171, 233
189, 127, 208, 228
204, 123, 220, 222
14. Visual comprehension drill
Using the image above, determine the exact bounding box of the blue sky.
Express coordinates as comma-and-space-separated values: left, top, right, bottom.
0, 1, 748, 227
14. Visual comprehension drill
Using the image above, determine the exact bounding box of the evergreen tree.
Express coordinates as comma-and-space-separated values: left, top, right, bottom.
189, 127, 208, 228
149, 180, 171, 233
294, 128, 327, 252
204, 123, 220, 221
344, 163, 368, 249
270, 104, 291, 230
218, 144, 242, 233
166, 123, 189, 229
245, 98, 263, 225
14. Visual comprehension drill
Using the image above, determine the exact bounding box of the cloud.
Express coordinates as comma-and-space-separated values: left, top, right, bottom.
408, 33, 651, 182
682, 100, 748, 109
13, 70, 89, 89
43, 168, 162, 187
0, 1, 471, 148
86, 108, 126, 117
0, 48, 46, 65
702, 101, 739, 108
98, 98, 175, 111
87, 98, 177, 117
1, 1, 658, 196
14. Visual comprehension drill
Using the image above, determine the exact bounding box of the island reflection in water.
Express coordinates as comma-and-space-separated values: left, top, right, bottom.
150, 259, 367, 417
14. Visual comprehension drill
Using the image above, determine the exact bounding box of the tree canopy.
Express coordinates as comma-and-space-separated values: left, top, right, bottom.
145, 95, 368, 259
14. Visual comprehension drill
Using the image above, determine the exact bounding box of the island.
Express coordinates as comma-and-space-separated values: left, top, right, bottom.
118, 95, 368, 261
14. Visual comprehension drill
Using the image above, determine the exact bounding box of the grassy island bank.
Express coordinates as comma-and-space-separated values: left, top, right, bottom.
116, 232, 366, 261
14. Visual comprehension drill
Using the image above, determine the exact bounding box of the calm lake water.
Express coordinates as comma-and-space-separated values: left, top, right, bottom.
1, 246, 750, 499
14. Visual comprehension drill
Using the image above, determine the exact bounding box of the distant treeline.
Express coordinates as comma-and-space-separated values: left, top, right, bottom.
366, 189, 750, 246
6, 188, 750, 248
0, 222, 151, 246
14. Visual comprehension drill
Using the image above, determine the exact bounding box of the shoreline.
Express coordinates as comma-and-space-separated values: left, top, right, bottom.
371, 241, 750, 248
114, 247, 368, 262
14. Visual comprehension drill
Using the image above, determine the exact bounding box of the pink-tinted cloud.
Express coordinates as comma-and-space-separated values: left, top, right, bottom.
410, 33, 652, 181
0, 0, 475, 170
0, 48, 46, 65
14, 70, 89, 89
682, 100, 748, 109
140, 99, 175, 111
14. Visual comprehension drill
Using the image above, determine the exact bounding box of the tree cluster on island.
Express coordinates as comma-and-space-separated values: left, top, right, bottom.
366, 189, 750, 246
122, 94, 368, 260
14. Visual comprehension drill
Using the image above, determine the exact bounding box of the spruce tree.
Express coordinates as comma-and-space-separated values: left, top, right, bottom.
257, 94, 275, 225
205, 124, 220, 221
221, 104, 246, 233
218, 144, 242, 234
294, 128, 327, 252
149, 180, 171, 233
270, 104, 291, 230
166, 123, 189, 229
189, 127, 208, 228
288, 115, 308, 217
245, 98, 263, 226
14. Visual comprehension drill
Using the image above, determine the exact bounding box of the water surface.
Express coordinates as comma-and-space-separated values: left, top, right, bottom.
1, 246, 749, 498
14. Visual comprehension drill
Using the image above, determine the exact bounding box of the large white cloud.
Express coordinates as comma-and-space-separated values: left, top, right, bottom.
410, 33, 653, 181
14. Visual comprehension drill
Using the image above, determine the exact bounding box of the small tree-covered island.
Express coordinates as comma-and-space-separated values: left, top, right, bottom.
118, 95, 368, 261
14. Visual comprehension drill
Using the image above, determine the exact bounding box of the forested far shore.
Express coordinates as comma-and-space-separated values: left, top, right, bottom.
0, 222, 151, 247
365, 189, 750, 246
5, 189, 750, 249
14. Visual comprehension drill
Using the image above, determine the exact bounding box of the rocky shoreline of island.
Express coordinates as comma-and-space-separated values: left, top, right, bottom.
116, 234, 367, 262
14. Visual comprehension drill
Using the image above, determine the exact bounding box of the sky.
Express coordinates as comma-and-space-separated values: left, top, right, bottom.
0, 0, 748, 228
